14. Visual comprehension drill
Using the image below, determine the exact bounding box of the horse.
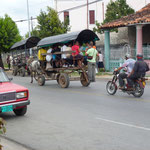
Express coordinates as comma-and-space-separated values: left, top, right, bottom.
27, 57, 42, 83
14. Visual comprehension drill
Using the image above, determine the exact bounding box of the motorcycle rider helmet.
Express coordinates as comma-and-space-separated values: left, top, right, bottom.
125, 53, 131, 59
136, 53, 143, 59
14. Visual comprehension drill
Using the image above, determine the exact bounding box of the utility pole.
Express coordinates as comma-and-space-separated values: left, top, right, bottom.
87, 0, 89, 29
26, 0, 32, 56
27, 0, 31, 37
31, 16, 33, 32
102, 2, 104, 22
55, 0, 58, 11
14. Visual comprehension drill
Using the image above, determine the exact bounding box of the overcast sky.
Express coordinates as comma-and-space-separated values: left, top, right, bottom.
0, 0, 149, 37
0, 0, 54, 37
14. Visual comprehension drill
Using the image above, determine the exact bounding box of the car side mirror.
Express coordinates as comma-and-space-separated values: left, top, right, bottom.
9, 77, 13, 81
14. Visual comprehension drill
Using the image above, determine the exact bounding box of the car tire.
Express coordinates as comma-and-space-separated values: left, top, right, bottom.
13, 106, 27, 116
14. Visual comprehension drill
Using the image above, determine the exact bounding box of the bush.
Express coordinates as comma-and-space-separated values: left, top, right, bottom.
0, 118, 6, 150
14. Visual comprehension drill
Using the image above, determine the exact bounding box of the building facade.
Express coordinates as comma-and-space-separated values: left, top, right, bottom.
56, 0, 149, 32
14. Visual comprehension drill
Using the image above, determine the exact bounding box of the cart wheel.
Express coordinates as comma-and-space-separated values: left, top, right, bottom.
12, 69, 14, 75
20, 67, 26, 77
59, 73, 70, 88
56, 74, 60, 84
38, 75, 45, 86
14, 67, 18, 76
80, 72, 90, 87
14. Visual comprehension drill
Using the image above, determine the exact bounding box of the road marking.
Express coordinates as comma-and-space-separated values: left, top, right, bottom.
96, 117, 150, 131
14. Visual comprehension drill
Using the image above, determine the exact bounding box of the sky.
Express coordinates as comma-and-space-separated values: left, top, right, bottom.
0, 0, 54, 36
0, 0, 150, 37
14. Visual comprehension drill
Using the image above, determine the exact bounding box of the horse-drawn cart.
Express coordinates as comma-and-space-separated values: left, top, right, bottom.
11, 36, 40, 77
30, 29, 100, 88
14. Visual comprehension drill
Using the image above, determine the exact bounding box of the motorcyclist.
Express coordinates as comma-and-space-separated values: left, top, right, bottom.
127, 53, 149, 89
114, 54, 136, 89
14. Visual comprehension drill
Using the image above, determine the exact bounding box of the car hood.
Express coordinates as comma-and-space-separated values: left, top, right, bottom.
0, 82, 28, 93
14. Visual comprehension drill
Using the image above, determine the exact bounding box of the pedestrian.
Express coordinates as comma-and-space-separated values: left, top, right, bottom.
85, 41, 99, 82
97, 51, 105, 72
7, 55, 11, 70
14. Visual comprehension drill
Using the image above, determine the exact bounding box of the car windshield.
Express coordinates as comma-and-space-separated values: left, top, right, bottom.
0, 69, 9, 82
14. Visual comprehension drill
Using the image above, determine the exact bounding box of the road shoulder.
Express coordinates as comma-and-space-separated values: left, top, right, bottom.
0, 136, 31, 150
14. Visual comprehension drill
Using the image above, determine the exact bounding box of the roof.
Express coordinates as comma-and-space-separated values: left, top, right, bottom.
11, 36, 40, 50
37, 29, 100, 48
100, 3, 150, 29
38, 32, 80, 47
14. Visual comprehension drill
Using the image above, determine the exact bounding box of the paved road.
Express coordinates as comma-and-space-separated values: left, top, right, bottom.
1, 75, 150, 150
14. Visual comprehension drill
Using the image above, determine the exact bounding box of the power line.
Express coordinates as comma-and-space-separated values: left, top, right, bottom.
58, 0, 102, 13
15, 0, 102, 22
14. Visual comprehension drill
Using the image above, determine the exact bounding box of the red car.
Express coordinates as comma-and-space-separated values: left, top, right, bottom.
0, 68, 30, 116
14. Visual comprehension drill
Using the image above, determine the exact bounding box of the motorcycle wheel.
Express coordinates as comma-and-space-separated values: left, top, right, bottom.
106, 81, 117, 95
132, 83, 144, 98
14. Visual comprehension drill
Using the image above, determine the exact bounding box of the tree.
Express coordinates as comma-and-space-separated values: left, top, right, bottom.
0, 14, 21, 68
26, 7, 70, 39
25, 27, 40, 38
93, 0, 135, 33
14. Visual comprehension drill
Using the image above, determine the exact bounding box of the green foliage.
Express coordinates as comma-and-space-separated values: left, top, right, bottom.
0, 118, 6, 150
93, 21, 104, 34
104, 0, 135, 24
25, 27, 40, 38
0, 118, 6, 135
93, 0, 135, 33
0, 14, 21, 53
26, 7, 70, 38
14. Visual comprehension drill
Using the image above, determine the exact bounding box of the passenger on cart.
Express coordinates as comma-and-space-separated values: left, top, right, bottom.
71, 41, 83, 67
80, 43, 88, 65
61, 42, 73, 67
46, 48, 52, 70
38, 48, 47, 69
51, 44, 61, 68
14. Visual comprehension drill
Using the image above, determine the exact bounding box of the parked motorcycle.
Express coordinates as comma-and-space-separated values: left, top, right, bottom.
106, 71, 147, 97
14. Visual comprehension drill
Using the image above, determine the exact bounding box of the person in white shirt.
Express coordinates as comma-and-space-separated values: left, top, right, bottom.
97, 51, 104, 72
61, 45, 67, 59
114, 54, 136, 89
46, 48, 52, 70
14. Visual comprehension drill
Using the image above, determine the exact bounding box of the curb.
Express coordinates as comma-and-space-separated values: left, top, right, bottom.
0, 136, 32, 150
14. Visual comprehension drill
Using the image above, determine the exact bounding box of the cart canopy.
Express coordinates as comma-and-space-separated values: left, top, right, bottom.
11, 36, 40, 50
37, 29, 99, 48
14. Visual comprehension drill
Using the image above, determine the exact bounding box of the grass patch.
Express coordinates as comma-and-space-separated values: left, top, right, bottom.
71, 71, 112, 77
96, 72, 113, 76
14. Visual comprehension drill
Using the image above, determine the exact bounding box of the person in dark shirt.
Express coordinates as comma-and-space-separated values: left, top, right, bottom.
127, 54, 149, 89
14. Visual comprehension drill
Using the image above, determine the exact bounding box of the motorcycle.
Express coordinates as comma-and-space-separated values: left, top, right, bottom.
106, 71, 147, 97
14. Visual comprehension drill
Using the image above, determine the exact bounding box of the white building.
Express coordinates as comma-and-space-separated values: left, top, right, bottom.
57, 0, 104, 32
55, 0, 149, 32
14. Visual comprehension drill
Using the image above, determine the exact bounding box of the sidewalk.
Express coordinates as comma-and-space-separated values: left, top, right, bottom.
0, 136, 31, 150
5, 70, 150, 81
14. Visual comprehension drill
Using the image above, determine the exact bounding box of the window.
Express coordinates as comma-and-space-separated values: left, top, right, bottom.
89, 10, 95, 24
64, 11, 69, 25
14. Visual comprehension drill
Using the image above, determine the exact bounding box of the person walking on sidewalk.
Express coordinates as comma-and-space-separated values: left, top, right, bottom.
97, 51, 105, 72
7, 54, 11, 70
85, 41, 99, 82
